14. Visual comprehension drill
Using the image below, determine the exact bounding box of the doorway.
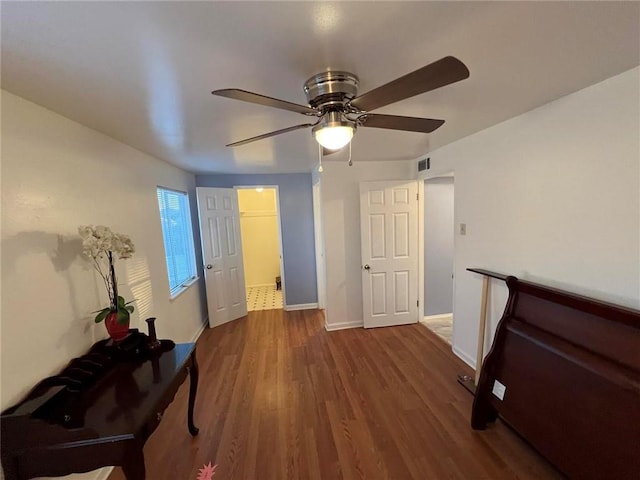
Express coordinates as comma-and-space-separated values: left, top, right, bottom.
236, 186, 285, 311
421, 176, 455, 344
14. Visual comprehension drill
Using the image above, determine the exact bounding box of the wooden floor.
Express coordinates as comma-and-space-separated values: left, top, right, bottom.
109, 309, 562, 479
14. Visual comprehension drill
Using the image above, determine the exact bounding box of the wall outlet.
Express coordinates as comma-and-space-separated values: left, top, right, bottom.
492, 380, 506, 400
459, 223, 467, 235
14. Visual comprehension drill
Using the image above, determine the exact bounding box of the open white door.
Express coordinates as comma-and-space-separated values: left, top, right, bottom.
360, 180, 419, 328
196, 187, 247, 327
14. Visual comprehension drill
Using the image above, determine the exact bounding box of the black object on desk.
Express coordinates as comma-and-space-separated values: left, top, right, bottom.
1, 331, 199, 480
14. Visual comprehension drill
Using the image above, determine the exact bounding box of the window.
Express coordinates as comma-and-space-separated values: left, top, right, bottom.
157, 187, 198, 297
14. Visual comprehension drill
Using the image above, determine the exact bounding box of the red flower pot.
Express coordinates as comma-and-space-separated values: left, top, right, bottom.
105, 311, 130, 342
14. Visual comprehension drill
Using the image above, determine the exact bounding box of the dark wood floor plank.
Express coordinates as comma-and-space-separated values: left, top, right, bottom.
108, 309, 562, 480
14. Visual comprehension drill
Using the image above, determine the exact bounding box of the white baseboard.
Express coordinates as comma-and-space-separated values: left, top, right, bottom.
284, 303, 318, 311
422, 313, 453, 322
247, 283, 278, 288
325, 320, 364, 331
191, 317, 208, 342
452, 345, 476, 370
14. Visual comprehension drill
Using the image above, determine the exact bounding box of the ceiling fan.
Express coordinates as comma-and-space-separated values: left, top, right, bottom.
212, 56, 469, 154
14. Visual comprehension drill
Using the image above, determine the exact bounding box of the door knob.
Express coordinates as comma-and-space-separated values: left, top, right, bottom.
206, 264, 212, 270
363, 264, 370, 270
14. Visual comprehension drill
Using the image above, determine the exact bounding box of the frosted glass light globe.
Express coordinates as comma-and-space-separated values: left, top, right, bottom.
314, 125, 354, 150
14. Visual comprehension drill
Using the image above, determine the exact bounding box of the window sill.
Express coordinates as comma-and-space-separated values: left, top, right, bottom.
169, 277, 200, 301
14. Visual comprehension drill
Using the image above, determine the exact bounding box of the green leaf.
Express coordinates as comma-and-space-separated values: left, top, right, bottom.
117, 296, 126, 308
125, 305, 134, 314
94, 308, 110, 323
116, 308, 130, 325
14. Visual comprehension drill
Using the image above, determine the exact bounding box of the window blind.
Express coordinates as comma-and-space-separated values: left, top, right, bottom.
157, 188, 197, 295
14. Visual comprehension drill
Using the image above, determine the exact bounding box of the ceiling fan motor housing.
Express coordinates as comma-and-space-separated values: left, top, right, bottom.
303, 71, 359, 111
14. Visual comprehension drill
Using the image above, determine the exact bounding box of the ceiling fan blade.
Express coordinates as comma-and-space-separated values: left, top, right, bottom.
212, 89, 318, 116
226, 123, 315, 147
350, 56, 469, 112
359, 114, 445, 133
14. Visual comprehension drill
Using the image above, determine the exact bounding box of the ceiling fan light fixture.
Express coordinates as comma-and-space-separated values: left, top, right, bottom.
313, 111, 355, 150
314, 125, 353, 150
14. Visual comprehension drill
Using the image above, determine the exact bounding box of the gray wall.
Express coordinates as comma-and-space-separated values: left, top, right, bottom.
196, 173, 318, 306
424, 177, 454, 316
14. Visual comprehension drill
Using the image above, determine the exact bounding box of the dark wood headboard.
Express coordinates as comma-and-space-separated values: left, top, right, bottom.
472, 276, 640, 479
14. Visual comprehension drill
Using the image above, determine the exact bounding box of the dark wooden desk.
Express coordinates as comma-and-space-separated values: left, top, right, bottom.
1, 341, 199, 480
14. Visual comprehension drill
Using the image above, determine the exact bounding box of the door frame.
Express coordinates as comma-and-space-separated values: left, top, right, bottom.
417, 171, 457, 338
234, 185, 287, 307
312, 179, 326, 309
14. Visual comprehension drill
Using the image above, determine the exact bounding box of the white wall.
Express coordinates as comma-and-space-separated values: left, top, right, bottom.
1, 91, 208, 480
419, 67, 640, 368
424, 177, 454, 316
238, 188, 280, 287
320, 160, 416, 330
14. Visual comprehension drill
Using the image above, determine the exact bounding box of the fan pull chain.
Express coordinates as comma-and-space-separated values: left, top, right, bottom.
348, 141, 353, 166
318, 142, 324, 173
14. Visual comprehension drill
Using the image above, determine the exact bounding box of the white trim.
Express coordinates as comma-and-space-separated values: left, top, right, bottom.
422, 313, 453, 322
417, 169, 456, 182
191, 317, 208, 342
418, 179, 425, 319
312, 179, 327, 309
284, 302, 318, 311
169, 276, 200, 301
246, 283, 278, 288
453, 345, 476, 370
325, 320, 363, 331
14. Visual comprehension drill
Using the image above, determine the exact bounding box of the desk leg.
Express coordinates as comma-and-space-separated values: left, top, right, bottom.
122, 445, 146, 480
187, 350, 199, 436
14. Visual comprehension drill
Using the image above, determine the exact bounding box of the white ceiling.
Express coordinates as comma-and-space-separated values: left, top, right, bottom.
2, 2, 639, 174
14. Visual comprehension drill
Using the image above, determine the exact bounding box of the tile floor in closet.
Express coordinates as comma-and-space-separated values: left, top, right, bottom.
246, 285, 283, 311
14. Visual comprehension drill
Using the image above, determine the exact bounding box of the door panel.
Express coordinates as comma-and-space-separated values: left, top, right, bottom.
197, 187, 247, 327
207, 218, 222, 259
361, 181, 419, 328
393, 212, 409, 257
369, 214, 386, 258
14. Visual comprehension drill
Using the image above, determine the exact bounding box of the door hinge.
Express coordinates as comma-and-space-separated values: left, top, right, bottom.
416, 193, 419, 201
417, 300, 419, 307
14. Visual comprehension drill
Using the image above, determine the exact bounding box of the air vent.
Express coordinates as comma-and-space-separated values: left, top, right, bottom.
418, 157, 430, 171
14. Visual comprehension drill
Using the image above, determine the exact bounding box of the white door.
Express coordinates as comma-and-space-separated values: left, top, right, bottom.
196, 187, 247, 327
360, 181, 419, 328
